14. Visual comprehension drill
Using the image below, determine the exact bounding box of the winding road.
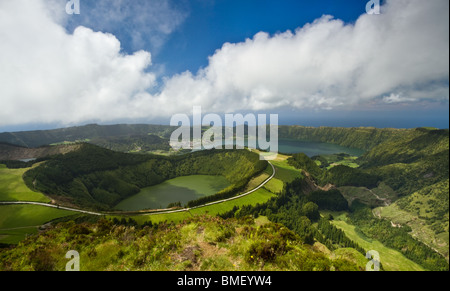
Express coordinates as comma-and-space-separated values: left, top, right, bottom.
0, 201, 103, 216
0, 161, 276, 217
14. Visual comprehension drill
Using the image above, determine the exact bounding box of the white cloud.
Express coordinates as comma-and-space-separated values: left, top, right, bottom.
0, 0, 448, 128
0, 0, 156, 126
159, 0, 449, 114
62, 0, 188, 52
382, 93, 415, 104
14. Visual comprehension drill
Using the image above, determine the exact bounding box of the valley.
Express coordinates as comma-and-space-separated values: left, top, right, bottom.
1, 0, 448, 275
0, 124, 448, 271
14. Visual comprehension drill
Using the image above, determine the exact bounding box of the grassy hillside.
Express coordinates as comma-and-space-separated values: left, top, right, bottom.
330, 217, 425, 271
0, 215, 365, 271
375, 179, 449, 260
348, 202, 448, 271
0, 165, 49, 203
355, 128, 449, 260
359, 128, 449, 167
359, 129, 449, 195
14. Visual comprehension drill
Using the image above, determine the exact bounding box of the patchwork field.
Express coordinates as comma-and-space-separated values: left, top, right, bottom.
327, 212, 425, 271
375, 203, 449, 260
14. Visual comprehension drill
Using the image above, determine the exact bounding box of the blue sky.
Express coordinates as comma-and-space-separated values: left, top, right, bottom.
66, 0, 368, 76
0, 0, 448, 131
156, 0, 366, 75
161, 0, 365, 76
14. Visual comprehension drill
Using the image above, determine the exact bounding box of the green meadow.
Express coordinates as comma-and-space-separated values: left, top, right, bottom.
0, 205, 75, 244
0, 165, 49, 203
0, 164, 75, 244
270, 159, 303, 183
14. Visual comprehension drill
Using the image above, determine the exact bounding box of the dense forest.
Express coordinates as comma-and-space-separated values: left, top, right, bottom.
23, 144, 267, 210
221, 178, 366, 256
287, 153, 380, 188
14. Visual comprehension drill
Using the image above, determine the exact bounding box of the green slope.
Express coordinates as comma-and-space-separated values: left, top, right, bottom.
0, 165, 49, 203
331, 219, 424, 271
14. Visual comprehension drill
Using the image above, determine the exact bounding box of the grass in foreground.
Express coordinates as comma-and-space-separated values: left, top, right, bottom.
0, 215, 363, 271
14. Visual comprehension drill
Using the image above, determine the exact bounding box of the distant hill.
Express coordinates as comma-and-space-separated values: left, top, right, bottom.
1, 123, 424, 155
278, 125, 412, 151
0, 143, 81, 161
360, 128, 449, 196
0, 124, 173, 148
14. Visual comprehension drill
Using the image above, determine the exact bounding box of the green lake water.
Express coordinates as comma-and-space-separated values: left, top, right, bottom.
114, 175, 230, 211
277, 138, 365, 157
